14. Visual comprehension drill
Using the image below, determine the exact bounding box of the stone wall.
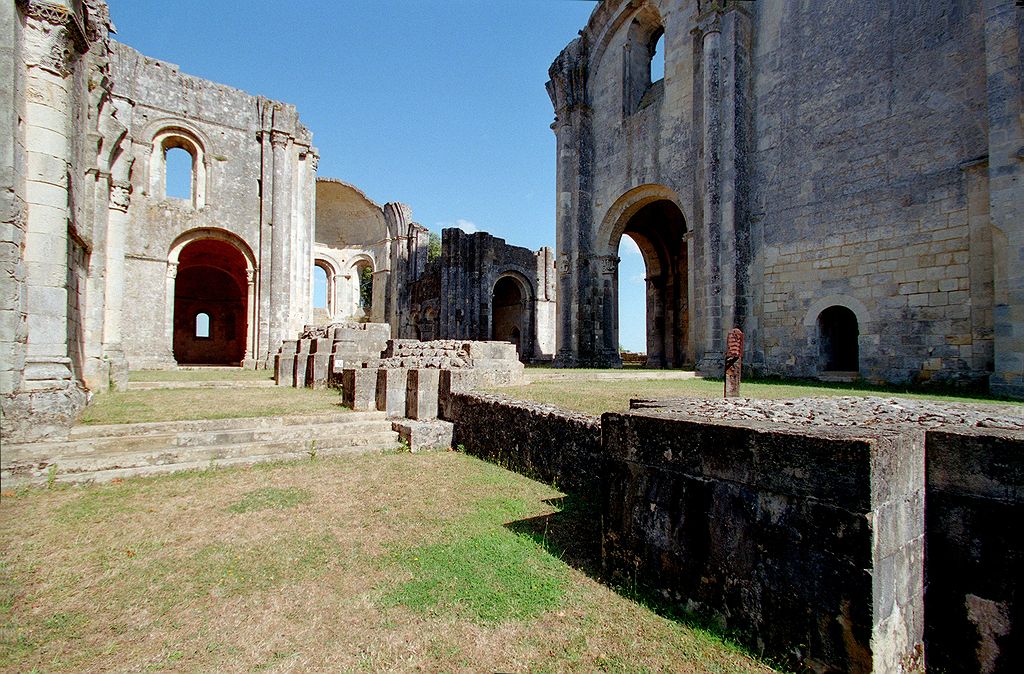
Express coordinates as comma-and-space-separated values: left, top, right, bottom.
109, 41, 316, 370
547, 0, 1022, 396
435, 228, 556, 363
924, 427, 1023, 673
440, 389, 1023, 670
602, 410, 925, 672
441, 391, 603, 493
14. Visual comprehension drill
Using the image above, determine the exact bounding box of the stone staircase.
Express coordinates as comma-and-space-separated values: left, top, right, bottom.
1, 411, 401, 487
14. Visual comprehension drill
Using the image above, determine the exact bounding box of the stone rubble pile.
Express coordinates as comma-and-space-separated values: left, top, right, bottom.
378, 339, 473, 369
631, 396, 1024, 430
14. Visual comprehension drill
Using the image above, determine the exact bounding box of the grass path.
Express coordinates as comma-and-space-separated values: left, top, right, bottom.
0, 453, 779, 673
495, 374, 1022, 416
79, 386, 347, 425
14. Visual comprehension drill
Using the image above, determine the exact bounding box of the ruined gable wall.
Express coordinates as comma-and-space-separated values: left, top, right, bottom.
749, 0, 991, 386
588, 0, 698, 239
109, 42, 264, 367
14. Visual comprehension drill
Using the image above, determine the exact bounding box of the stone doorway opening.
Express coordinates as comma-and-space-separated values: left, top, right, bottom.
613, 199, 689, 368
818, 305, 859, 373
172, 238, 248, 365
491, 274, 531, 361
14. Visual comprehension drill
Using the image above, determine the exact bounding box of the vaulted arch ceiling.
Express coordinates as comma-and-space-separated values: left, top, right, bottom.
315, 178, 387, 248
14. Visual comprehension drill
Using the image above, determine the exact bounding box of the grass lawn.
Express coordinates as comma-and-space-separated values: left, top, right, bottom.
0, 453, 778, 673
493, 375, 1023, 416
129, 369, 274, 383
80, 387, 347, 425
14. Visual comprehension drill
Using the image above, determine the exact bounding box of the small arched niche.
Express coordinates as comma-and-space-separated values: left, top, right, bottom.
818, 305, 860, 373
150, 127, 207, 208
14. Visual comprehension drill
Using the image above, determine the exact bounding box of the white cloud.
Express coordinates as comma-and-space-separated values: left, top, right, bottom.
629, 273, 646, 285
436, 218, 479, 234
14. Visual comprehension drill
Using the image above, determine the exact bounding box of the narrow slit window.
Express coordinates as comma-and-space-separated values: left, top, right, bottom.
195, 312, 210, 339
165, 146, 194, 201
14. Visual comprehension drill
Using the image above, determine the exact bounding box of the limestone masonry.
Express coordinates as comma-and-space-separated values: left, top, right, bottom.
2, 0, 1022, 441
547, 0, 1023, 396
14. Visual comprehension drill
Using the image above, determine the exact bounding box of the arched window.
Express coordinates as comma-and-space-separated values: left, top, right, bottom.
354, 261, 373, 312
818, 306, 859, 372
165, 146, 194, 201
150, 128, 206, 208
650, 32, 666, 83
624, 9, 665, 115
195, 312, 211, 339
312, 264, 329, 309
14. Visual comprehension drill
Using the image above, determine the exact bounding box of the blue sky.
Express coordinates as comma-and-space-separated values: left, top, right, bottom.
108, 0, 649, 352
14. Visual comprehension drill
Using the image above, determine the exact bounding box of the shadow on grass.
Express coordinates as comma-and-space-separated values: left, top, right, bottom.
506, 493, 788, 672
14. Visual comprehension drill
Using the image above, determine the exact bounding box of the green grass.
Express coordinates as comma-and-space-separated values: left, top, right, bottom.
128, 368, 274, 383
78, 386, 346, 424
227, 487, 312, 513
492, 373, 1023, 416
0, 453, 778, 673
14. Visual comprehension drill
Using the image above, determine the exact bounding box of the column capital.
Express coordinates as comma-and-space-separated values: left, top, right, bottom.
16, 0, 91, 75
109, 179, 131, 212
270, 130, 291, 149
166, 261, 178, 279
246, 268, 256, 284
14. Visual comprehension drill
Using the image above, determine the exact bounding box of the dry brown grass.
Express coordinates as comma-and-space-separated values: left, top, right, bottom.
79, 387, 347, 425
1, 453, 779, 673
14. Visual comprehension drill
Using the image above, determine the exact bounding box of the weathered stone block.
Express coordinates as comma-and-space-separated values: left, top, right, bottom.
391, 419, 453, 452
341, 368, 377, 411
275, 353, 294, 387
600, 411, 925, 672
375, 367, 407, 418
924, 427, 1024, 673
405, 368, 440, 420
305, 353, 331, 389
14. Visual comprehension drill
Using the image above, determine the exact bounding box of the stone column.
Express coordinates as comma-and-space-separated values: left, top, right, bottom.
244, 267, 257, 366
547, 37, 590, 368
102, 171, 131, 388
594, 254, 622, 367
267, 130, 292, 357
19, 3, 80, 390
163, 261, 178, 363
984, 0, 1024, 397
696, 15, 724, 376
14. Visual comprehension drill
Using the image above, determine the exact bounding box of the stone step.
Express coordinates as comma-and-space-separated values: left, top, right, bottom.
68, 411, 383, 439
1, 411, 402, 487
7, 420, 395, 460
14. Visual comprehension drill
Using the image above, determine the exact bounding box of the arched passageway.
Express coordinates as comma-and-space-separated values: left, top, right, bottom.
172, 238, 248, 365
614, 199, 688, 368
818, 305, 859, 372
492, 274, 531, 361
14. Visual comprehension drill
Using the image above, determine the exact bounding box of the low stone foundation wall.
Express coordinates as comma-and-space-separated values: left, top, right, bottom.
442, 391, 602, 493
602, 410, 925, 672
924, 427, 1023, 673
439, 391, 1023, 671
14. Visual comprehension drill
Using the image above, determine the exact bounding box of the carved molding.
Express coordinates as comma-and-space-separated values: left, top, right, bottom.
166, 262, 178, 279
246, 268, 256, 284
16, 0, 90, 58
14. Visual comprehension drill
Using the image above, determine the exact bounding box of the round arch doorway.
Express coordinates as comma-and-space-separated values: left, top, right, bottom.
612, 198, 689, 368
172, 238, 249, 365
491, 273, 533, 362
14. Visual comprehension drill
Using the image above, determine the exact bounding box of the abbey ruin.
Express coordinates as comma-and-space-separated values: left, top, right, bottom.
548, 0, 1022, 397
1, 0, 1022, 441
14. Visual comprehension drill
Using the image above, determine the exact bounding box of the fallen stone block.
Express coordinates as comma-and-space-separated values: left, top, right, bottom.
392, 419, 453, 453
